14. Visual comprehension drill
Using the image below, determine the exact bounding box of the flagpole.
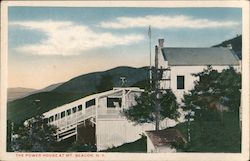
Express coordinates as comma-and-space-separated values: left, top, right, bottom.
149, 25, 152, 85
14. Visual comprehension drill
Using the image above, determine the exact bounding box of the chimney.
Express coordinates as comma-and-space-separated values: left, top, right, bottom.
158, 39, 164, 48
226, 44, 233, 50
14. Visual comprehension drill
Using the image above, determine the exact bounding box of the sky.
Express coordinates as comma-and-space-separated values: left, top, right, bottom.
8, 7, 242, 89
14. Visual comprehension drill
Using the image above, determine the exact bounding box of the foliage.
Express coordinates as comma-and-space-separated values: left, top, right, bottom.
6, 120, 12, 152
217, 67, 241, 112
123, 89, 180, 125
178, 66, 241, 152
183, 66, 241, 116
11, 115, 58, 152
174, 112, 241, 152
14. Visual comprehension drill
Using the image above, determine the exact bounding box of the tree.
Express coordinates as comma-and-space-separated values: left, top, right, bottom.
11, 115, 58, 152
182, 66, 241, 144
96, 74, 114, 92
217, 67, 241, 113
123, 88, 180, 128
182, 66, 241, 118
7, 120, 13, 152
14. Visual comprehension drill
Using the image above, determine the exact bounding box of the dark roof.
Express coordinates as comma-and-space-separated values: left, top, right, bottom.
161, 47, 240, 66
146, 129, 187, 147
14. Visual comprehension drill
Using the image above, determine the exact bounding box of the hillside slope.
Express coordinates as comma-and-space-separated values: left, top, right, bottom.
7, 66, 148, 123
54, 66, 148, 94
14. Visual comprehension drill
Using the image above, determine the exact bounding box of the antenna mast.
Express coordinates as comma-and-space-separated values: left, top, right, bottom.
148, 25, 152, 85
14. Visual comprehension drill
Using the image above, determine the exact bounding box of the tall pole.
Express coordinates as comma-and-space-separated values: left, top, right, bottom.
148, 25, 152, 85
155, 45, 161, 131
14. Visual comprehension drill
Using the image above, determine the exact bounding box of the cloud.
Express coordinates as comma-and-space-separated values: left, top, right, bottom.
99, 15, 239, 29
10, 20, 144, 56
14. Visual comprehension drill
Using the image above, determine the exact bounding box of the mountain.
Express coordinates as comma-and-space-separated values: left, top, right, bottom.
35, 82, 64, 93
7, 66, 149, 123
7, 87, 37, 102
7, 83, 63, 102
54, 66, 148, 94
213, 34, 242, 59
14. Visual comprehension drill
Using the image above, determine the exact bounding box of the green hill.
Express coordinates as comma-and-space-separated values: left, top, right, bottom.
54, 66, 148, 93
7, 66, 149, 123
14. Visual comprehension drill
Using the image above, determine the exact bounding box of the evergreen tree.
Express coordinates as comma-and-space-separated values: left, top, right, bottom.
12, 115, 58, 152
182, 66, 241, 146
182, 66, 241, 118
123, 88, 180, 126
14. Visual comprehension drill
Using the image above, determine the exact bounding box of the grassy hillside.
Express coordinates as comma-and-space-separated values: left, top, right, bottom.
7, 66, 148, 123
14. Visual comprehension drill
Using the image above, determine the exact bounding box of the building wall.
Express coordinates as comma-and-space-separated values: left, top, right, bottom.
95, 90, 155, 151
96, 117, 177, 151
171, 65, 235, 103
157, 45, 241, 104
96, 118, 155, 151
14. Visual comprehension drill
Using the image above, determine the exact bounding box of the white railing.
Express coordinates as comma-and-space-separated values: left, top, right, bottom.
97, 108, 123, 119
50, 105, 97, 132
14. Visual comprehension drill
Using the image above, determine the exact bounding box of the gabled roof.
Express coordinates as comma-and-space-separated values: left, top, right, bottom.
161, 47, 240, 66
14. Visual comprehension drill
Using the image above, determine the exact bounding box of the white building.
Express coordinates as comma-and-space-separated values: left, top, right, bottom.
155, 39, 241, 103
30, 39, 241, 152
42, 87, 169, 151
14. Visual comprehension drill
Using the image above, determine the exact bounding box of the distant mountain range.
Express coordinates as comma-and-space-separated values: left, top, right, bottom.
8, 82, 63, 102
8, 88, 37, 102
8, 66, 148, 123
7, 35, 242, 123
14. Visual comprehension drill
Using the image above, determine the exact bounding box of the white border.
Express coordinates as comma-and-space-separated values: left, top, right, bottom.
0, 1, 249, 161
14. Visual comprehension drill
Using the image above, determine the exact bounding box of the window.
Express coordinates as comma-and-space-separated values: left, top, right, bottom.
49, 116, 54, 122
177, 76, 185, 89
67, 109, 71, 116
72, 107, 77, 113
107, 97, 122, 108
78, 105, 82, 111
55, 114, 59, 120
86, 99, 95, 108
61, 111, 65, 118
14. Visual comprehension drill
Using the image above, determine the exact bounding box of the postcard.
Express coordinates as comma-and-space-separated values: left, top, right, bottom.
0, 1, 249, 161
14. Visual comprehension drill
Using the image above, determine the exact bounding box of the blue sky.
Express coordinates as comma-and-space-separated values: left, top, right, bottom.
8, 7, 242, 89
